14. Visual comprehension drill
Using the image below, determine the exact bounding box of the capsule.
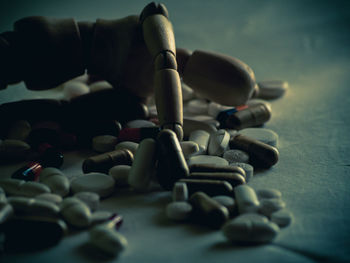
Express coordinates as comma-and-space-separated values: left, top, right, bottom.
189, 191, 229, 229
216, 105, 248, 127
82, 149, 134, 174
12, 161, 43, 181
189, 172, 246, 187
189, 163, 246, 178
224, 103, 271, 130
156, 129, 189, 190
229, 134, 279, 168
179, 179, 234, 197
117, 127, 160, 143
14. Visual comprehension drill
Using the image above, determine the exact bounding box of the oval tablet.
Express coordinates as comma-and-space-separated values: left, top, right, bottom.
188, 155, 228, 167
238, 128, 279, 147
257, 80, 288, 99
125, 119, 156, 128
234, 185, 259, 214
233, 213, 269, 223
74, 192, 100, 211
0, 139, 31, 161
259, 198, 286, 217
70, 173, 115, 198
91, 210, 113, 224
109, 165, 131, 186
230, 162, 254, 182
208, 129, 230, 156
36, 193, 63, 205
60, 197, 91, 228
92, 135, 118, 153
270, 209, 293, 227
8, 196, 60, 217
114, 141, 139, 155
166, 201, 193, 221
212, 195, 236, 216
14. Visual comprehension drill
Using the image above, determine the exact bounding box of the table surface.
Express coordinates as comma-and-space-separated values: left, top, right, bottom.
0, 1, 350, 262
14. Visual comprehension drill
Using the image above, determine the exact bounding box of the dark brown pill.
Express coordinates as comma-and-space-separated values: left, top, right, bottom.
82, 149, 134, 174
189, 172, 246, 187
156, 129, 189, 190
189, 191, 229, 229
225, 103, 271, 130
189, 163, 246, 178
229, 134, 279, 168
179, 179, 233, 197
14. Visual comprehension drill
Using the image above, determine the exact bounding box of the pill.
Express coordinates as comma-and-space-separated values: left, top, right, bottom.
207, 102, 232, 118
257, 80, 288, 99
224, 103, 271, 130
259, 198, 286, 217
117, 127, 160, 143
246, 99, 272, 109
189, 192, 229, 228
12, 161, 43, 181
270, 209, 293, 227
91, 210, 114, 224
156, 130, 189, 190
208, 129, 230, 156
92, 135, 118, 153
187, 155, 229, 167
166, 201, 193, 221
227, 129, 238, 138
39, 167, 70, 197
230, 134, 279, 168
125, 120, 156, 128
71, 173, 115, 198
172, 182, 189, 201
181, 82, 195, 101
19, 181, 51, 197
60, 197, 91, 228
89, 80, 113, 93
63, 81, 90, 100
256, 188, 282, 199
0, 203, 14, 224
222, 217, 279, 244
128, 138, 157, 191
234, 185, 260, 214
74, 192, 100, 211
189, 163, 246, 178
2, 216, 67, 251
179, 179, 233, 197
180, 141, 200, 159
8, 196, 60, 217
233, 213, 269, 223
0, 139, 31, 161
109, 165, 131, 186
183, 118, 217, 138
185, 99, 209, 115
216, 105, 248, 128
238, 128, 279, 147
114, 141, 139, 155
36, 193, 63, 205
212, 195, 236, 216
6, 120, 31, 141
230, 162, 254, 182
188, 130, 210, 154
189, 172, 245, 187
82, 149, 134, 174
223, 149, 250, 164
0, 179, 24, 195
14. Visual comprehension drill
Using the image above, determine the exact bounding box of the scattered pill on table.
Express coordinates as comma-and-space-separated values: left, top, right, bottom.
270, 209, 293, 227
256, 188, 282, 199
234, 185, 260, 214
70, 173, 115, 198
166, 201, 193, 221
74, 191, 100, 211
172, 181, 189, 201
238, 128, 279, 147
223, 149, 250, 164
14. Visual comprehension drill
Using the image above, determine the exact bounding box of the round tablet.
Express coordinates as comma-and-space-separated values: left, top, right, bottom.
223, 149, 249, 164
166, 201, 193, 221
270, 209, 293, 227
257, 80, 288, 99
238, 128, 279, 147
92, 135, 118, 153
188, 155, 229, 167
230, 162, 254, 182
70, 173, 115, 198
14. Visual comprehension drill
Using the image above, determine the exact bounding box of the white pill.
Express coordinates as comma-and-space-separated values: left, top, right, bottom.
166, 201, 193, 221
222, 218, 279, 244
60, 197, 91, 228
270, 209, 293, 227
182, 82, 195, 101
183, 118, 217, 138
180, 141, 200, 159
19, 181, 51, 197
208, 129, 230, 156
7, 120, 31, 141
172, 182, 189, 202
238, 128, 279, 147
0, 203, 14, 224
256, 188, 282, 199
230, 162, 254, 182
128, 138, 157, 191
91, 210, 113, 224
92, 135, 118, 153
89, 225, 128, 256
125, 119, 156, 128
257, 80, 288, 99
89, 80, 113, 93
74, 192, 100, 211
233, 213, 269, 223
223, 149, 250, 164
63, 81, 90, 100
212, 195, 236, 215
0, 139, 31, 160
70, 173, 115, 198
8, 196, 60, 217
185, 99, 209, 115
36, 193, 63, 205
109, 165, 131, 186
189, 130, 210, 155
0, 179, 24, 195
39, 167, 70, 197
114, 141, 139, 155
187, 155, 229, 167
234, 185, 260, 214
259, 198, 286, 217
207, 102, 231, 118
